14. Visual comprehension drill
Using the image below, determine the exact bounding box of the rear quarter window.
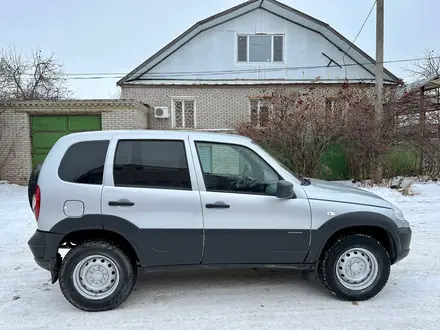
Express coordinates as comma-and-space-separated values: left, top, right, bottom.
58, 140, 109, 184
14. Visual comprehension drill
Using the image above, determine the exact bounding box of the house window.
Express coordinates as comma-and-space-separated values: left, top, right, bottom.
237, 35, 284, 63
325, 98, 343, 120
173, 99, 195, 129
250, 99, 270, 127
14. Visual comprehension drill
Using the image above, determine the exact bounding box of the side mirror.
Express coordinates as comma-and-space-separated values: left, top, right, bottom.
276, 180, 294, 199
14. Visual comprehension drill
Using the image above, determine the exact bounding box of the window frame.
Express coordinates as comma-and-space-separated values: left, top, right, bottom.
194, 140, 283, 196
112, 139, 193, 191
325, 97, 345, 121
237, 34, 285, 64
249, 98, 273, 128
171, 97, 197, 129
57, 140, 110, 185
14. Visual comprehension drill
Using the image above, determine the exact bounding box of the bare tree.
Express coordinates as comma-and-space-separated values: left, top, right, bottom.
0, 46, 71, 179
0, 46, 71, 106
408, 48, 440, 79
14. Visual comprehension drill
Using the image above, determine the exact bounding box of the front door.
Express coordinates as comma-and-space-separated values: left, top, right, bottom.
190, 139, 312, 265
101, 137, 204, 267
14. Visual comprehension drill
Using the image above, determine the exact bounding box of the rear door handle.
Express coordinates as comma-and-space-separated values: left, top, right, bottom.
108, 199, 135, 207
206, 201, 230, 209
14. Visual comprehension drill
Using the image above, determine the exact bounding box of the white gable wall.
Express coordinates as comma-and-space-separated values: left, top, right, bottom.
138, 9, 375, 82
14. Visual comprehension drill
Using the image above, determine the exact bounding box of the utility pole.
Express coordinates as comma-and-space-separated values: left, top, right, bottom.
374, 0, 384, 183
375, 0, 384, 121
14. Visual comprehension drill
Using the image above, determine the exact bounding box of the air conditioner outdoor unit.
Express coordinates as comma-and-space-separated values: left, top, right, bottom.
154, 106, 170, 118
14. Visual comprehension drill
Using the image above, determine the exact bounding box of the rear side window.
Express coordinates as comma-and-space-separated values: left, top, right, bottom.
58, 140, 109, 184
113, 140, 191, 190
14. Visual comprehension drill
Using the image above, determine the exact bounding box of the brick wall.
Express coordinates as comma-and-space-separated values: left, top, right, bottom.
0, 108, 32, 184
0, 101, 148, 184
211, 144, 241, 174
121, 84, 377, 130
101, 108, 147, 130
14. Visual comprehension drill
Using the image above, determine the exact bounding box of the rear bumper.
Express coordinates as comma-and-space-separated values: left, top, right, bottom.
394, 226, 412, 264
28, 230, 64, 283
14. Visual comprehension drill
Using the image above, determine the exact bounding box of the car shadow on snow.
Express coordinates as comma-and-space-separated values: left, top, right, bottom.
127, 268, 331, 304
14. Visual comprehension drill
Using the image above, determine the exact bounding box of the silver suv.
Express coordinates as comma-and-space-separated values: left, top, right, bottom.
27, 130, 412, 312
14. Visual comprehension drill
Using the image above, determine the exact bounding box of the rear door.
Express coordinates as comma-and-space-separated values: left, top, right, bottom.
101, 135, 204, 267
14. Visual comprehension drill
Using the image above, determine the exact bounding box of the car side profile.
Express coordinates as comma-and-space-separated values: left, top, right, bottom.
28, 130, 411, 312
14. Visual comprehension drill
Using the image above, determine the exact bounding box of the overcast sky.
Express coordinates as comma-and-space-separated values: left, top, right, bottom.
1, 0, 438, 99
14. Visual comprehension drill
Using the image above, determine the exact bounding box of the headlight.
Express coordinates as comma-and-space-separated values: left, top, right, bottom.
392, 205, 405, 221
391, 205, 410, 227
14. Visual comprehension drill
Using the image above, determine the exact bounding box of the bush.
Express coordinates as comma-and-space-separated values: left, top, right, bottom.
234, 83, 437, 181
319, 143, 350, 180
382, 145, 420, 177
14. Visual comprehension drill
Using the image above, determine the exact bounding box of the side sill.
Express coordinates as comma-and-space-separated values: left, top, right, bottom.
138, 263, 314, 274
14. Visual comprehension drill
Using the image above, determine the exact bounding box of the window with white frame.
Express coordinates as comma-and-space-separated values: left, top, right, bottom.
250, 99, 270, 127
325, 98, 344, 120
173, 99, 195, 129
238, 35, 284, 63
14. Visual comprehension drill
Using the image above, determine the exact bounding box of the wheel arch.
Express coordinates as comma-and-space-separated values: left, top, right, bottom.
305, 211, 400, 264
61, 229, 141, 265
50, 214, 148, 266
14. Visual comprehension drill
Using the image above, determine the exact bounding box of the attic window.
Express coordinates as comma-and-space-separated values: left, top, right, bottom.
237, 35, 284, 63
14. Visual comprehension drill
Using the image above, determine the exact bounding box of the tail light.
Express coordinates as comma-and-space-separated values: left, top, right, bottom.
32, 185, 41, 221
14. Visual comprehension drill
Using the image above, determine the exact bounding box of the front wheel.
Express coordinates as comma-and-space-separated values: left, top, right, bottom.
59, 240, 137, 312
318, 234, 390, 301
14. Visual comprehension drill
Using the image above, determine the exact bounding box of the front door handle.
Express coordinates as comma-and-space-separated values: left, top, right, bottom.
108, 199, 135, 207
206, 201, 230, 209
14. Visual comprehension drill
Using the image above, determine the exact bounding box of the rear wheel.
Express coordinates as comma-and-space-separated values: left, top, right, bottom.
318, 234, 390, 301
59, 240, 137, 312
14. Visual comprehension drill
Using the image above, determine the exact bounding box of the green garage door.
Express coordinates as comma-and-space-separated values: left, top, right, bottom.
31, 115, 101, 166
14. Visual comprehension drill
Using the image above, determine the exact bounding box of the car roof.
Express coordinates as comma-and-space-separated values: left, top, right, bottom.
58, 129, 252, 144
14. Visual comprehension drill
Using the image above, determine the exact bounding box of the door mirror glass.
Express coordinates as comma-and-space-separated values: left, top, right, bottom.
276, 180, 294, 199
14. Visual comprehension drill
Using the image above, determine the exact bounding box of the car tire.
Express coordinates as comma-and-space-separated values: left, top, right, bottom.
59, 240, 137, 312
28, 163, 42, 208
318, 234, 390, 301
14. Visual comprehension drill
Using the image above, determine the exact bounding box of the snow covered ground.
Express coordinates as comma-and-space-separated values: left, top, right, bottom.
1, 181, 439, 329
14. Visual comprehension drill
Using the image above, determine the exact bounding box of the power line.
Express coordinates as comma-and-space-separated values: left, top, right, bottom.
343, 0, 377, 76
54, 56, 440, 80
348, 0, 377, 53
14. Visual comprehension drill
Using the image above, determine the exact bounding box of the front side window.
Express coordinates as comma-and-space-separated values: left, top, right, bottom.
113, 140, 191, 190
58, 140, 109, 185
237, 35, 284, 63
195, 141, 280, 195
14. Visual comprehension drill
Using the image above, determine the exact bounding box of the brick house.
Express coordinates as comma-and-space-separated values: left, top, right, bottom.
0, 0, 401, 184
118, 0, 399, 131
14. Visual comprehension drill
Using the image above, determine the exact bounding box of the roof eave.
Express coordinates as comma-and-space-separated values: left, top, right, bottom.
324, 25, 400, 83
117, 0, 260, 86
118, 0, 400, 86
8, 99, 149, 112
116, 21, 202, 86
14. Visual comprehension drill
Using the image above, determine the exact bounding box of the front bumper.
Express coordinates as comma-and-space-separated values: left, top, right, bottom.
394, 226, 412, 264
28, 230, 64, 283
